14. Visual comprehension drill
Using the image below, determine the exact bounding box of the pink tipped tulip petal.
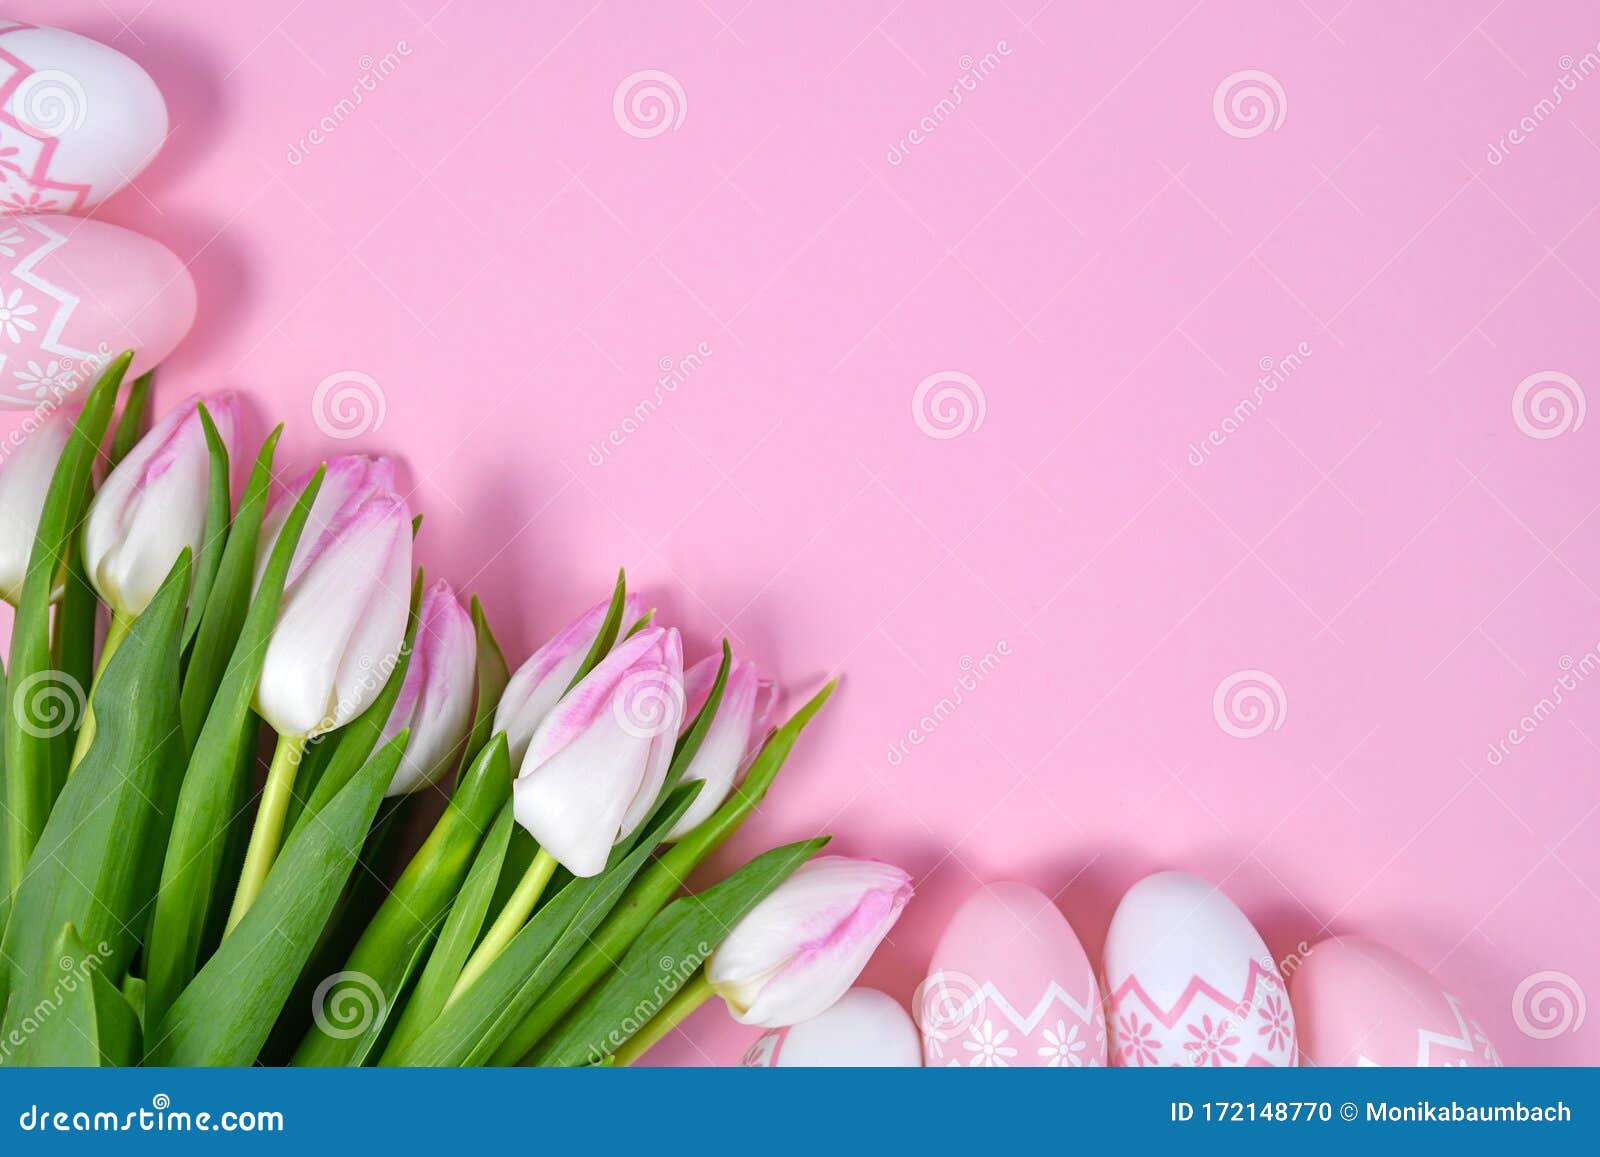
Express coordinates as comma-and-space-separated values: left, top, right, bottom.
382, 578, 477, 796
511, 626, 682, 877
708, 855, 914, 1028
665, 655, 772, 840
0, 406, 76, 602
493, 592, 644, 767
82, 393, 238, 615
254, 455, 413, 738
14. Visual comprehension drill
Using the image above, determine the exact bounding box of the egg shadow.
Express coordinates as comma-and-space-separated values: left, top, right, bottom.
68, 17, 230, 198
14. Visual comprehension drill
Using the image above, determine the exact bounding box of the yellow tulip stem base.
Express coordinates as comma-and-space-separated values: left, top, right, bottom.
612, 970, 714, 1067
447, 847, 559, 1006
223, 732, 309, 936
65, 609, 135, 776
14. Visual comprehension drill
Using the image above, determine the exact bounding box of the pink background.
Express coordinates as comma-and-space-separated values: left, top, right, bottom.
2, 1, 1597, 1065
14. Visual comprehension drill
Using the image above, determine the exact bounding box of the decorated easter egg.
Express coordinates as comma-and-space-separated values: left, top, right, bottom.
0, 21, 168, 214
0, 215, 193, 409
739, 988, 921, 1067
1290, 936, 1500, 1066
1104, 871, 1294, 1067
917, 881, 1106, 1067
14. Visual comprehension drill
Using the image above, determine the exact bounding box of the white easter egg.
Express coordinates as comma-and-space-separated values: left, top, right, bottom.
0, 20, 168, 214
0, 214, 194, 408
1104, 871, 1295, 1067
739, 988, 921, 1067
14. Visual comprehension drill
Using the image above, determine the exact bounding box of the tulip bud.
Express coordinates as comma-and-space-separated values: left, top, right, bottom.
511, 626, 683, 877
665, 655, 772, 840
254, 455, 413, 738
0, 407, 75, 603
707, 856, 913, 1028
381, 578, 477, 797
493, 591, 644, 768
82, 393, 239, 616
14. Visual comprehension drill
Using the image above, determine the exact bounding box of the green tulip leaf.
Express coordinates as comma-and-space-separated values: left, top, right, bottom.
141, 465, 324, 1031
379, 799, 516, 1060
50, 525, 97, 779
180, 403, 233, 653
526, 836, 827, 1067
3, 351, 129, 892
107, 371, 153, 467
145, 731, 408, 1066
385, 783, 700, 1067
179, 426, 281, 747
566, 568, 627, 693
290, 734, 513, 1066
1, 924, 105, 1067
0, 548, 189, 1026
458, 595, 510, 776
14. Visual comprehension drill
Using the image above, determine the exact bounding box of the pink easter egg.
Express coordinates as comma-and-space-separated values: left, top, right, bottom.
1289, 936, 1501, 1067
0, 214, 193, 409
917, 881, 1107, 1068
1104, 871, 1295, 1067
739, 988, 921, 1067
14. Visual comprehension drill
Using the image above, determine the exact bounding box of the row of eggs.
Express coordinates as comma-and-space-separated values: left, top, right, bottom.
742, 873, 1502, 1068
0, 22, 192, 409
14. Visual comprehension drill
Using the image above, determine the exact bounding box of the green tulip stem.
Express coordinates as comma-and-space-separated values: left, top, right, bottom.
224, 731, 309, 935
612, 970, 715, 1066
447, 846, 558, 1005
66, 608, 136, 775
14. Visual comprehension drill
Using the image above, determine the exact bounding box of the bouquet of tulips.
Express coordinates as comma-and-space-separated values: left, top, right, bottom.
0, 356, 912, 1067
